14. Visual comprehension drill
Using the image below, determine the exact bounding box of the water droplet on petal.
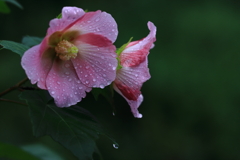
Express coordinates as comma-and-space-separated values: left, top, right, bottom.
51, 91, 55, 94
74, 92, 77, 95
93, 79, 96, 82
99, 84, 104, 89
68, 78, 72, 81
77, 80, 80, 83
85, 75, 88, 77
112, 66, 116, 70
65, 72, 70, 75
95, 18, 100, 22
79, 87, 82, 89
65, 64, 70, 68
85, 81, 89, 84
86, 66, 89, 69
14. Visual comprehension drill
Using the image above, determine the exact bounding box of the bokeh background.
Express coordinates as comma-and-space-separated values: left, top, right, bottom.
1, 0, 240, 159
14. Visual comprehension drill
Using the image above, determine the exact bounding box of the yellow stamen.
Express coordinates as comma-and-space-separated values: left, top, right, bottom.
55, 40, 78, 60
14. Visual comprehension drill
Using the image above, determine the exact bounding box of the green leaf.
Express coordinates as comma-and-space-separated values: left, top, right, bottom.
0, 1, 10, 13
56, 13, 62, 19
21, 144, 64, 160
0, 40, 29, 56
19, 90, 116, 160
0, 141, 40, 160
22, 36, 43, 47
2, 0, 23, 9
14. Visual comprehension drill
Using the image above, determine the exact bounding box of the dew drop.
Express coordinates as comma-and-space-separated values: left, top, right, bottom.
95, 18, 100, 22
85, 81, 89, 84
86, 66, 89, 69
113, 144, 119, 149
68, 78, 72, 81
79, 86, 83, 89
99, 84, 104, 89
93, 79, 96, 82
74, 92, 77, 95
51, 91, 55, 94
112, 66, 116, 70
103, 74, 106, 77
85, 75, 88, 77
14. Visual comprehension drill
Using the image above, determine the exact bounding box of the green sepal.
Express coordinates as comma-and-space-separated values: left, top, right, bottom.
116, 37, 133, 56
56, 13, 62, 19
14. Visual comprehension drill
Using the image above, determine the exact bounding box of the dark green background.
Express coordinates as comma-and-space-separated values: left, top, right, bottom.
1, 0, 240, 159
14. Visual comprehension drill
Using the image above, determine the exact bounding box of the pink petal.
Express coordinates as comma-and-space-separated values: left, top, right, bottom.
47, 7, 85, 36
114, 60, 150, 100
113, 84, 143, 118
21, 42, 54, 89
66, 10, 118, 43
120, 21, 156, 67
46, 59, 91, 107
71, 33, 117, 88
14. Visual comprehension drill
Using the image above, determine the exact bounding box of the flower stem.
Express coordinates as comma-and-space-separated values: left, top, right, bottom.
0, 98, 27, 106
0, 77, 28, 97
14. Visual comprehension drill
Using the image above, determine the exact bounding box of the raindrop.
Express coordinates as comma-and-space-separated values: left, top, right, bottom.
65, 72, 70, 75
79, 86, 82, 89
95, 18, 100, 22
108, 63, 112, 66
99, 84, 104, 89
85, 81, 89, 84
70, 94, 73, 97
51, 91, 55, 94
86, 66, 89, 69
68, 78, 72, 81
112, 112, 115, 116
77, 80, 80, 83
87, 20, 91, 23
74, 92, 77, 95
112, 66, 116, 70
85, 75, 88, 77
103, 74, 106, 77
93, 79, 96, 82
113, 144, 119, 149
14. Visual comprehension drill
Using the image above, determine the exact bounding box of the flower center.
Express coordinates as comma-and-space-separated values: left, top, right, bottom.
55, 40, 78, 60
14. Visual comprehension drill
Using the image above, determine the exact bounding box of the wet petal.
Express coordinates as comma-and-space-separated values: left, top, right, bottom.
120, 21, 156, 67
46, 59, 91, 107
72, 33, 117, 88
66, 10, 118, 43
21, 43, 54, 89
47, 7, 85, 35
113, 84, 143, 118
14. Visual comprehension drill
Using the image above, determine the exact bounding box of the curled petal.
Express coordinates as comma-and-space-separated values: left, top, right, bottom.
46, 60, 91, 107
120, 21, 157, 67
72, 33, 117, 88
21, 43, 54, 89
66, 10, 118, 43
113, 84, 143, 118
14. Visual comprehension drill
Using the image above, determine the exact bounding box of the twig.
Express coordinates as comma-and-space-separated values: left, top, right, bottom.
0, 98, 27, 106
0, 77, 28, 97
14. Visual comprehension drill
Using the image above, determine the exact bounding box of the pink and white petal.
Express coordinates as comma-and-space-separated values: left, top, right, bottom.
21, 44, 54, 89
120, 21, 156, 67
115, 59, 151, 98
47, 7, 85, 35
67, 10, 118, 43
46, 59, 91, 107
113, 84, 143, 118
71, 34, 117, 88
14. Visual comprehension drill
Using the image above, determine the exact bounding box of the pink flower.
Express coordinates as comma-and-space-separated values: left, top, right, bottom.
21, 7, 118, 107
113, 22, 156, 118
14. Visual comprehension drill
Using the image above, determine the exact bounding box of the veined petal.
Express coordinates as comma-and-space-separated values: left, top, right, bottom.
66, 10, 118, 43
47, 7, 85, 35
120, 21, 156, 67
21, 42, 55, 89
113, 84, 143, 118
46, 59, 91, 107
114, 60, 150, 100
71, 33, 117, 88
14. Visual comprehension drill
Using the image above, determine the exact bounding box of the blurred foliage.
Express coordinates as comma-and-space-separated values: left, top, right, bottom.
1, 0, 240, 160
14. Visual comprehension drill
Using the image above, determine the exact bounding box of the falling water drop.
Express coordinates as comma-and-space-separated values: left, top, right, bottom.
113, 144, 119, 149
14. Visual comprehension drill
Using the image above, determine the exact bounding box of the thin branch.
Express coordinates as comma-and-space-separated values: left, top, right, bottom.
0, 77, 28, 97
0, 98, 27, 106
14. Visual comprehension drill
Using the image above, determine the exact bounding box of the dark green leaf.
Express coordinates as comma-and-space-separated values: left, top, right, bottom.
21, 144, 64, 160
22, 36, 43, 47
0, 142, 40, 160
19, 90, 113, 160
0, 40, 29, 56
3, 0, 23, 9
0, 1, 10, 13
